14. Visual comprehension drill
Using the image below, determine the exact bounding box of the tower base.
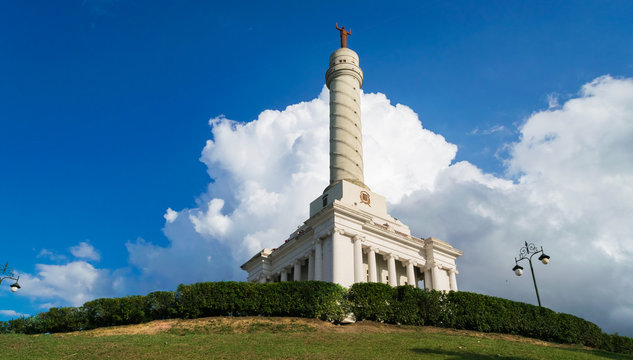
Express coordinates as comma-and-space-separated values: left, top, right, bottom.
241, 180, 462, 290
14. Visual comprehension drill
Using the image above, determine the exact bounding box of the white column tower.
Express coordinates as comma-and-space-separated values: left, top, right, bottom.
241, 28, 462, 293
325, 48, 368, 191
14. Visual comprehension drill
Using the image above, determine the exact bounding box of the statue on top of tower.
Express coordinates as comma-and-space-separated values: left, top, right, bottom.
335, 23, 351, 48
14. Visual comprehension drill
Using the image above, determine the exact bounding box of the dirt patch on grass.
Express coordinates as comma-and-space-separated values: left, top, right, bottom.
61, 316, 590, 351
73, 317, 412, 337
70, 320, 178, 336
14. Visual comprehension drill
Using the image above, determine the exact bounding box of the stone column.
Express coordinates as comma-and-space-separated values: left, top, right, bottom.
387, 254, 397, 286
280, 269, 288, 282
431, 264, 440, 290
259, 275, 267, 284
367, 248, 377, 282
332, 228, 345, 284
314, 238, 322, 281
406, 261, 416, 288
424, 240, 435, 290
294, 261, 302, 281
424, 267, 433, 290
308, 251, 315, 281
353, 235, 364, 283
449, 268, 458, 291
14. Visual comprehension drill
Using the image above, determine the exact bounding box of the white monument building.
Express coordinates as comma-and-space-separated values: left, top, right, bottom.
241, 27, 462, 291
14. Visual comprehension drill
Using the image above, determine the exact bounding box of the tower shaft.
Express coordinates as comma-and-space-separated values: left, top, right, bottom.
325, 48, 368, 190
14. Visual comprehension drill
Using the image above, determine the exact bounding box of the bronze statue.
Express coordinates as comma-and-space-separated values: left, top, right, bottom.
335, 23, 351, 48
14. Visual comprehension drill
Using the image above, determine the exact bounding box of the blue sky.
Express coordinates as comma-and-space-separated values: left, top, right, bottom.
2, 1, 633, 335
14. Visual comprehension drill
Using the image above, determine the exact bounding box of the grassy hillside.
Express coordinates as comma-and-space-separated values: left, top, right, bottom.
1, 317, 630, 360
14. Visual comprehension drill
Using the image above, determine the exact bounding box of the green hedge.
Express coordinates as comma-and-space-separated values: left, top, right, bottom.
145, 290, 178, 320
177, 281, 346, 321
82, 295, 147, 329
176, 281, 260, 318
442, 291, 604, 347
1, 281, 631, 355
602, 333, 633, 354
345, 283, 628, 353
31, 307, 86, 334
1, 291, 179, 334
347, 282, 393, 322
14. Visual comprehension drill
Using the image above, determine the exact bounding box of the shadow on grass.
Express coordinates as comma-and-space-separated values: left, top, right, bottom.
410, 348, 528, 360
411, 347, 633, 360
557, 347, 633, 360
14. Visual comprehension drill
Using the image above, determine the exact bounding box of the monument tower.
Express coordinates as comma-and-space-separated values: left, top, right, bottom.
326, 27, 367, 191
241, 26, 462, 290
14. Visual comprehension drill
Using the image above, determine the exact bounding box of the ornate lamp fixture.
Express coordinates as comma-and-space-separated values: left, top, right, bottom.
512, 242, 550, 307
1, 262, 21, 293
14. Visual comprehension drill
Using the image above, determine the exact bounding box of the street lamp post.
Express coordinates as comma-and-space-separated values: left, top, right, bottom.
512, 242, 550, 307
0, 262, 21, 293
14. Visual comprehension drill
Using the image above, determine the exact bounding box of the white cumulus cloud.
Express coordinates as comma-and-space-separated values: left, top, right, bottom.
164, 208, 179, 223
36, 249, 67, 262
69, 242, 100, 261
127, 87, 459, 286
393, 75, 633, 335
0, 310, 29, 318
17, 261, 119, 306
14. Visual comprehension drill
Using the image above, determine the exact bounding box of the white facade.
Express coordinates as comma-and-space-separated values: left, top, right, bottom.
241, 46, 462, 291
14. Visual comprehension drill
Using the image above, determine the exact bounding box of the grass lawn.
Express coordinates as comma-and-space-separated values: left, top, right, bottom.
1, 317, 630, 359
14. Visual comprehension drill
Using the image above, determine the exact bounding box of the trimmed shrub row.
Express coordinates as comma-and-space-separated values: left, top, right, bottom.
0, 282, 345, 335
349, 283, 607, 346
348, 282, 450, 326
176, 281, 346, 321
348, 283, 632, 354
1, 281, 631, 354
1, 290, 177, 334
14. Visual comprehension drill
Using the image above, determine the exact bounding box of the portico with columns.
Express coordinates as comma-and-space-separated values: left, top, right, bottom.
241, 28, 462, 291
241, 179, 462, 290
